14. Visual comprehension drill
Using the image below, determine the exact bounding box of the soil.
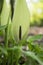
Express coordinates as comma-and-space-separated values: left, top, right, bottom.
29, 27, 43, 35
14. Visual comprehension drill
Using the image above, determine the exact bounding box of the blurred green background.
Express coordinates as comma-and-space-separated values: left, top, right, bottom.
30, 0, 43, 26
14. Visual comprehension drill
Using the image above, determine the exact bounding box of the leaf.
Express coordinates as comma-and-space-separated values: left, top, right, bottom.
27, 34, 42, 42
0, 46, 8, 55
28, 42, 42, 53
22, 51, 43, 65
0, 25, 7, 30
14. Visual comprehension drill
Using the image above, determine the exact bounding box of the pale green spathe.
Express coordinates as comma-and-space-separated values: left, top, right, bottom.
12, 0, 30, 41
1, 0, 10, 26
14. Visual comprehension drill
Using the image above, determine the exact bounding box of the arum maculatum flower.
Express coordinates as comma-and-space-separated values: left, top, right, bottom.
12, 0, 30, 42
1, 0, 11, 26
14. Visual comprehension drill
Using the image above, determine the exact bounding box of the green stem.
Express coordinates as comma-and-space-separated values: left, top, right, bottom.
4, 12, 11, 48
4, 23, 9, 48
7, 51, 14, 65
